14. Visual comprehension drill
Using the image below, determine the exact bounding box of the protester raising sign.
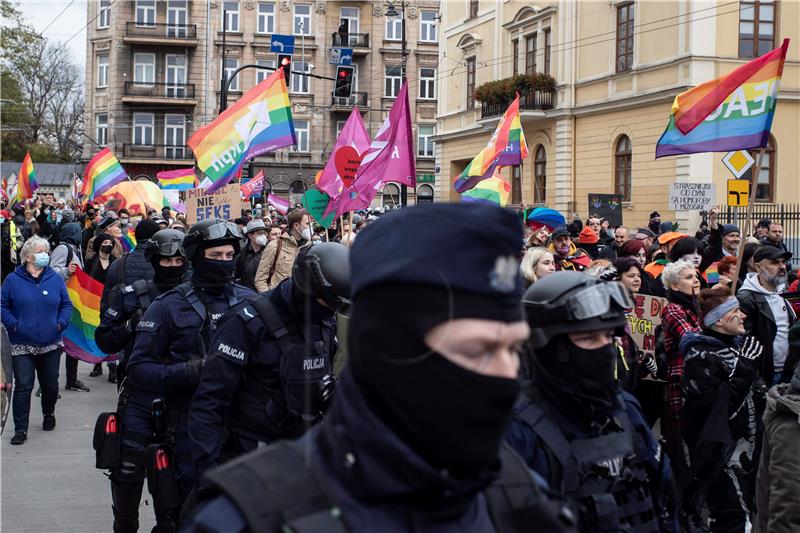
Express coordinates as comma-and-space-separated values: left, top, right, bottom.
627, 294, 667, 359
185, 184, 242, 224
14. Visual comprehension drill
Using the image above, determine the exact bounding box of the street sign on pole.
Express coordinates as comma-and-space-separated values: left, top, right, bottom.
727, 179, 750, 207
722, 150, 755, 179
329, 47, 353, 65
270, 34, 295, 54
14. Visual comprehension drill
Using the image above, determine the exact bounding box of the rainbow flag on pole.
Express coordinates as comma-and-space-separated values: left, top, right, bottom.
120, 226, 137, 253
461, 169, 511, 207
656, 38, 789, 158
82, 147, 129, 200
157, 168, 197, 190
63, 267, 115, 363
189, 69, 296, 193
16, 151, 38, 201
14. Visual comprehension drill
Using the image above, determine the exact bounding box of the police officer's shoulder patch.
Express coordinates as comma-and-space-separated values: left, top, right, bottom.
105, 307, 120, 319
238, 304, 258, 322
122, 284, 135, 294
136, 319, 159, 333
214, 339, 248, 364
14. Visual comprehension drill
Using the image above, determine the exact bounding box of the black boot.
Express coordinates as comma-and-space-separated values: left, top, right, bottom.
110, 463, 145, 533
108, 363, 117, 383
90, 364, 103, 377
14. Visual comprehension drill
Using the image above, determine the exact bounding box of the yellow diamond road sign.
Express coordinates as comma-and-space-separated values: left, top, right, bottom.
722, 150, 755, 179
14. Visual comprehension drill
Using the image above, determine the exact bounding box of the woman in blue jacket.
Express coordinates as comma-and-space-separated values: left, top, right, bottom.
1, 235, 73, 445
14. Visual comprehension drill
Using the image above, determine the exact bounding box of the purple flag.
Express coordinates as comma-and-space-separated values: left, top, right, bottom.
318, 108, 371, 199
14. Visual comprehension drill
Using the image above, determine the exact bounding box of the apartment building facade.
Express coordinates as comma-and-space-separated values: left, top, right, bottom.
83, 0, 440, 207
437, 0, 799, 229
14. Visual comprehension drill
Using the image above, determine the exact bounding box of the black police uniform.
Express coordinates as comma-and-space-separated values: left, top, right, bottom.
189, 277, 337, 474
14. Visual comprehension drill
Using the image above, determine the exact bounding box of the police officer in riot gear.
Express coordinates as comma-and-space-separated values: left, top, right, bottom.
189, 242, 348, 475
124, 219, 254, 529
96, 228, 188, 533
507, 271, 678, 532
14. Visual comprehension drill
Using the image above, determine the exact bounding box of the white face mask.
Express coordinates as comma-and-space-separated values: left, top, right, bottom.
300, 227, 312, 241
254, 234, 268, 247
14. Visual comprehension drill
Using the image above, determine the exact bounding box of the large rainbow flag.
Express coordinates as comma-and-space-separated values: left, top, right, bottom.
16, 151, 38, 201
189, 69, 296, 193
656, 38, 789, 158
157, 168, 197, 190
454, 95, 528, 193
63, 267, 116, 363
461, 170, 511, 207
82, 147, 129, 200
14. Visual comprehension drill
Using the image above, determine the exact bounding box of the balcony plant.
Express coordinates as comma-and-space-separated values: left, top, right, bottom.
474, 73, 556, 105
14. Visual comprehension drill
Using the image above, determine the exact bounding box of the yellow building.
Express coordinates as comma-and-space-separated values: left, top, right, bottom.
436, 0, 800, 229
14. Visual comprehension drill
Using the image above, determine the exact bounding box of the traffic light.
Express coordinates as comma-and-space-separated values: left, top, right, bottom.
277, 54, 292, 84
334, 65, 354, 99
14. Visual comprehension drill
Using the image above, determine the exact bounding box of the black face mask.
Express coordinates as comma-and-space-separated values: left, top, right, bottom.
563, 337, 619, 409
191, 257, 234, 293
100, 244, 114, 254
153, 263, 186, 291
292, 284, 335, 323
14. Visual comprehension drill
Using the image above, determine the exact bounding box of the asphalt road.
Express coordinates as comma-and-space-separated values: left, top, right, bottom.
1, 360, 156, 532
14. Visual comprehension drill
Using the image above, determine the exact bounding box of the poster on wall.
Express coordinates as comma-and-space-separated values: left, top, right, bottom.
587, 193, 623, 226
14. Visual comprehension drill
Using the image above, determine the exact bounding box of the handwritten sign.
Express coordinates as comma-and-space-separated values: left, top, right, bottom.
627, 294, 667, 358
668, 183, 716, 211
185, 184, 241, 225
587, 193, 623, 226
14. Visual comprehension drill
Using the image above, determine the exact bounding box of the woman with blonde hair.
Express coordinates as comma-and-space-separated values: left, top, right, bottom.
520, 247, 555, 287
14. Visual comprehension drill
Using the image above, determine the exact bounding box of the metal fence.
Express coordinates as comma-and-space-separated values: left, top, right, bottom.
718, 203, 800, 264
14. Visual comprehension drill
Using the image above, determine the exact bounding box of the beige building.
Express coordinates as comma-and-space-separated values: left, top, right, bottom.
83, 0, 440, 207
437, 0, 800, 230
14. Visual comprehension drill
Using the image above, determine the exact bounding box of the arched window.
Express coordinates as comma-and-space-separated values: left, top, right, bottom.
743, 135, 776, 202
417, 184, 434, 203
614, 135, 632, 202
533, 145, 546, 204
289, 179, 307, 207
264, 180, 273, 196
382, 183, 400, 208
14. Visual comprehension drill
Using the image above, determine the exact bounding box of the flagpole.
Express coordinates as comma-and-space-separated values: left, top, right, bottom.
730, 147, 765, 294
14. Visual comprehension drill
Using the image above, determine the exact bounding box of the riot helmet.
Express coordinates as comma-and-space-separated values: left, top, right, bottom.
292, 242, 351, 312
182, 219, 242, 260
144, 229, 185, 264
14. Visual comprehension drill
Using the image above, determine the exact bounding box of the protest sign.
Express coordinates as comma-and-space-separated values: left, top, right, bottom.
627, 294, 667, 358
302, 189, 335, 229
587, 193, 623, 226
186, 184, 241, 224
668, 183, 716, 211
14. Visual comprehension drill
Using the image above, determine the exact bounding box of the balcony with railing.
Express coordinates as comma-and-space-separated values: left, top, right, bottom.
331, 32, 370, 52
121, 144, 193, 162
331, 92, 368, 109
124, 22, 198, 45
480, 89, 555, 119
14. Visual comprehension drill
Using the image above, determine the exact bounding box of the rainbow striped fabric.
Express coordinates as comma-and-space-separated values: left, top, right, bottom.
656, 39, 789, 158
63, 267, 115, 363
190, 69, 296, 193
703, 262, 720, 285
461, 170, 511, 207
120, 226, 137, 253
82, 148, 129, 200
454, 95, 528, 193
16, 151, 38, 201
157, 168, 197, 190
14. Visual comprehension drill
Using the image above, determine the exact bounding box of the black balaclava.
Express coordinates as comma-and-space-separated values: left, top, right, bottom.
153, 258, 187, 292
191, 243, 235, 294
349, 283, 522, 479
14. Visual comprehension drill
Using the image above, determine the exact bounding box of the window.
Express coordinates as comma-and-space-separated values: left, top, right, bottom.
469, 0, 479, 19
614, 135, 632, 202
293, 119, 309, 152
165, 54, 187, 96
223, 57, 239, 90
167, 0, 188, 37
339, 7, 359, 46
336, 120, 347, 138
291, 61, 310, 93
385, 16, 403, 40
743, 136, 776, 201
98, 0, 110, 28
466, 57, 476, 109
222, 1, 239, 32
133, 113, 154, 145
417, 184, 434, 203
420, 11, 437, 42
526, 34, 537, 74
133, 53, 155, 85
616, 3, 634, 72
256, 59, 275, 84
543, 29, 551, 76
289, 180, 307, 205
512, 166, 522, 205
534, 145, 546, 204
97, 54, 109, 88
419, 68, 435, 99
739, 1, 775, 58
164, 114, 186, 158
385, 66, 403, 97
257, 3, 275, 34
417, 125, 435, 157
294, 5, 311, 35
512, 39, 519, 76
382, 183, 400, 207
96, 114, 108, 146
135, 0, 155, 27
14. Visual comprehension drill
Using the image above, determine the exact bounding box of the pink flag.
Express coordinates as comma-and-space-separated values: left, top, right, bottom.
241, 170, 265, 199
318, 108, 371, 199
267, 193, 289, 215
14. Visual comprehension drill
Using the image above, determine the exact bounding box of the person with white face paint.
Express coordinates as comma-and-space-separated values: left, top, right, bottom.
669, 237, 704, 270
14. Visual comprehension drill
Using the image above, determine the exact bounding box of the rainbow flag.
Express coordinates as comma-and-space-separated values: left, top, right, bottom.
461, 170, 511, 207
63, 267, 116, 363
82, 147, 129, 200
16, 151, 38, 201
656, 39, 789, 158
120, 226, 137, 253
454, 95, 528, 193
157, 168, 197, 190
189, 69, 296, 193
703, 262, 720, 285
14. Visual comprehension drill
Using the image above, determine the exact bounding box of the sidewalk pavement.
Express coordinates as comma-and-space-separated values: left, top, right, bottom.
1, 360, 156, 532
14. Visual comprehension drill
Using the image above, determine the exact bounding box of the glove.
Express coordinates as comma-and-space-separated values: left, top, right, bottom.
737, 336, 763, 361
124, 310, 143, 335
642, 354, 658, 376
185, 356, 204, 385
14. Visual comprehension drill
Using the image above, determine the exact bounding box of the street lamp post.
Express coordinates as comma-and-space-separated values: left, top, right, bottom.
387, 2, 409, 207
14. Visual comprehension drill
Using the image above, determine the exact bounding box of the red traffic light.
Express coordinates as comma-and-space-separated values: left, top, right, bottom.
280, 57, 291, 66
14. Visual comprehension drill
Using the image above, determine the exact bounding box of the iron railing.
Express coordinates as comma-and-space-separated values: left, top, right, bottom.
480, 89, 555, 119
331, 92, 368, 108
122, 144, 192, 160
125, 22, 197, 39
123, 81, 196, 99
331, 32, 369, 48
719, 203, 800, 265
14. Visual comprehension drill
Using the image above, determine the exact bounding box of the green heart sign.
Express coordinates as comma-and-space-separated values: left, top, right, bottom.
302, 189, 336, 229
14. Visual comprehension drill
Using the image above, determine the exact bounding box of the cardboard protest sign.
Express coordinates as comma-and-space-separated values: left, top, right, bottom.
185, 184, 241, 224
668, 183, 716, 211
302, 189, 336, 229
587, 194, 623, 226
627, 294, 667, 358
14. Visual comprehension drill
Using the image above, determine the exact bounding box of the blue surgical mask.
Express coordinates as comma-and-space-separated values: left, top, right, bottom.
0, 217, 5, 224
33, 252, 50, 268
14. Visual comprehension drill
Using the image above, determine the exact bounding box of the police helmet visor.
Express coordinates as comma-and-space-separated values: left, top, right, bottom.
198, 220, 242, 241
526, 281, 633, 321
153, 239, 184, 258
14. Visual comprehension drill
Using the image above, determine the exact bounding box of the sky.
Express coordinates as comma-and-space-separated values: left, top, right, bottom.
19, 0, 88, 71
